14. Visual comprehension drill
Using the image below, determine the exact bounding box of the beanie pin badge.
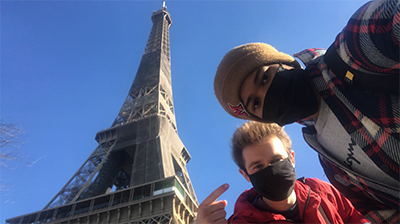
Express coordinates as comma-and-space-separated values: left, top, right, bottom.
228, 103, 249, 117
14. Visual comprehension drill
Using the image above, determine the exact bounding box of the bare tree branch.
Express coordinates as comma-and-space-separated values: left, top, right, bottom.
0, 121, 27, 169
0, 121, 33, 204
0, 122, 25, 149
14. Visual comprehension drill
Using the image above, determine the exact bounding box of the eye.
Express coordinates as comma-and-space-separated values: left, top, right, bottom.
253, 164, 264, 172
262, 70, 269, 84
270, 157, 284, 165
253, 98, 261, 110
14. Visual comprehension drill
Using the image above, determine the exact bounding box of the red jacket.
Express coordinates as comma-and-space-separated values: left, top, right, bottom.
228, 178, 369, 224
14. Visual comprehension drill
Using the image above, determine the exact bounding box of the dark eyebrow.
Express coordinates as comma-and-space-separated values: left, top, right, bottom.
244, 67, 263, 109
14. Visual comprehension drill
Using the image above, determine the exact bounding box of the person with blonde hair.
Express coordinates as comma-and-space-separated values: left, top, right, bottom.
196, 121, 369, 224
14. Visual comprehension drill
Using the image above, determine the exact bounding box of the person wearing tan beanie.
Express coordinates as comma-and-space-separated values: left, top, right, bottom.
211, 0, 399, 223
214, 42, 319, 126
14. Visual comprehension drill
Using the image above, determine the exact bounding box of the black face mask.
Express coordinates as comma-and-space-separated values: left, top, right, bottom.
262, 64, 319, 126
248, 157, 296, 201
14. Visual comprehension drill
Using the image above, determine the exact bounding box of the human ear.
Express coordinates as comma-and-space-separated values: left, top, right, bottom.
290, 151, 295, 167
239, 169, 251, 183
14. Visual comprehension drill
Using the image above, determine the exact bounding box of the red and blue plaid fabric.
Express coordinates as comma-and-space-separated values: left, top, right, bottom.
296, 0, 399, 223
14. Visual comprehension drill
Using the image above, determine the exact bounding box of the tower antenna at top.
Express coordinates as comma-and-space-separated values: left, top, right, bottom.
163, 1, 166, 8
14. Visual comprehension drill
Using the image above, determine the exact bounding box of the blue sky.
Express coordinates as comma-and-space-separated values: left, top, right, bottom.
1, 0, 366, 222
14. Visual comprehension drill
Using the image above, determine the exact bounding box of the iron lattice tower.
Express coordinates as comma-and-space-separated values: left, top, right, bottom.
6, 4, 198, 224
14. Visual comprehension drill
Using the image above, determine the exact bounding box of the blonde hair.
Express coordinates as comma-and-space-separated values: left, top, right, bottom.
231, 121, 292, 171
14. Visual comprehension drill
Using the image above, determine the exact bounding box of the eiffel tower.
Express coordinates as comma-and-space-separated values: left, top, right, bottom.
6, 3, 198, 224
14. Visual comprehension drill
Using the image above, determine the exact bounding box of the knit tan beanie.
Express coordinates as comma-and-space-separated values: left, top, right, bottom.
214, 43, 299, 120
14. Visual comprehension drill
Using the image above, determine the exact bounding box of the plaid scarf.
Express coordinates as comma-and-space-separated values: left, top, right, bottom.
295, 1, 399, 223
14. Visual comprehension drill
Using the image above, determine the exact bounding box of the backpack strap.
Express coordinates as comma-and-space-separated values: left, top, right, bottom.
318, 205, 332, 224
299, 177, 332, 224
323, 44, 399, 95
